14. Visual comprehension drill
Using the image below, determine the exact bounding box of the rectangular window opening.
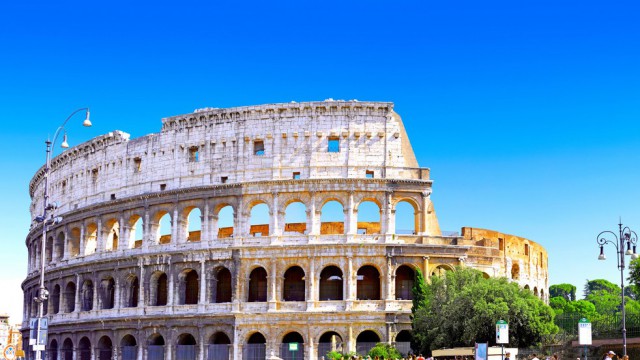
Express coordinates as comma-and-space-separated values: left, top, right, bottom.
189, 147, 199, 162
254, 140, 265, 156
498, 238, 504, 251
221, 176, 228, 184
525, 244, 529, 256
134, 158, 142, 172
160, 184, 167, 191
365, 170, 374, 179
110, 194, 116, 200
328, 137, 340, 153
293, 172, 300, 180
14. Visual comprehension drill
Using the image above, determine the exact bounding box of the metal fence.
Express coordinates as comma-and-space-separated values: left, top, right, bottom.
121, 346, 138, 360
356, 342, 377, 356
176, 345, 197, 360
280, 344, 304, 360
243, 344, 266, 360
555, 312, 640, 339
208, 344, 231, 360
395, 342, 412, 356
148, 345, 165, 360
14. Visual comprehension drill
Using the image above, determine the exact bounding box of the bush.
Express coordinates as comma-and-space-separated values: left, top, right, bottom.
368, 343, 402, 359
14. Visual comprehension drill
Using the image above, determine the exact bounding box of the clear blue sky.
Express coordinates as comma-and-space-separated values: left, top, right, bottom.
1, 0, 639, 323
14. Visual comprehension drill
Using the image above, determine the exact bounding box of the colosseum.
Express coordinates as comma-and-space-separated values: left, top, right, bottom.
22, 100, 549, 360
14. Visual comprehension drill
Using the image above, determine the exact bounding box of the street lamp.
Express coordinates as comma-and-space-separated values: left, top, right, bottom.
596, 221, 639, 357
33, 108, 91, 360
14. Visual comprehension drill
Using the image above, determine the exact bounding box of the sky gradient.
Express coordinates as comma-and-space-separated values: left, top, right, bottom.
1, 0, 639, 323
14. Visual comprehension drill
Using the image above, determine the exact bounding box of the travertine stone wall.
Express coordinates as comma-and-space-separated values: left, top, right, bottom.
22, 101, 548, 360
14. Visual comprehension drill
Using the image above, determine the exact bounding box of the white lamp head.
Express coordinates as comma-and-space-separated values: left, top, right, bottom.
61, 133, 69, 149
598, 245, 606, 261
83, 109, 92, 127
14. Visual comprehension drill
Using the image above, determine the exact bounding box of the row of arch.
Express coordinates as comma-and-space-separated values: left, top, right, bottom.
30, 195, 423, 270
42, 329, 412, 360
34, 265, 418, 316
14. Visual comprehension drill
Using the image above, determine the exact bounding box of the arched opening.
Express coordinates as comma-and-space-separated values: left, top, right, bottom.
284, 201, 307, 235
97, 336, 113, 360
151, 272, 168, 306
81, 280, 94, 311
208, 332, 231, 360
395, 330, 412, 356
280, 332, 304, 360
120, 335, 138, 360
524, 284, 530, 290
213, 267, 232, 303
395, 200, 418, 235
283, 266, 305, 301
85, 223, 97, 255
431, 265, 453, 278
177, 333, 197, 360
55, 232, 65, 260
217, 205, 234, 238
129, 215, 144, 249
249, 203, 270, 236
179, 269, 199, 305
62, 338, 73, 360
100, 277, 116, 309
395, 265, 415, 300
248, 267, 267, 302
64, 282, 76, 313
511, 263, 520, 280
157, 212, 172, 244
541, 288, 545, 299
78, 337, 91, 360
48, 339, 58, 360
356, 330, 380, 356
246, 333, 266, 360
319, 266, 343, 301
51, 285, 60, 314
356, 201, 381, 235
482, 272, 491, 279
69, 228, 81, 256
318, 332, 344, 359
186, 208, 202, 242
534, 287, 539, 297
123, 275, 139, 308
105, 219, 119, 251
45, 236, 54, 263
357, 266, 380, 300
320, 200, 344, 235
148, 334, 165, 360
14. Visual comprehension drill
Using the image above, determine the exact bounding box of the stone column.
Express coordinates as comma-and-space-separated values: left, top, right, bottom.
345, 256, 354, 310
308, 192, 319, 236
346, 325, 354, 353
202, 201, 210, 243
199, 260, 207, 305
79, 225, 86, 256
270, 192, 280, 237
138, 260, 145, 307
172, 206, 180, 244
198, 329, 205, 360
63, 226, 70, 260
118, 213, 126, 250
423, 256, 430, 282
419, 192, 428, 235
143, 207, 150, 249
96, 218, 104, 253
74, 274, 82, 313
345, 191, 356, 235
114, 276, 121, 309
307, 256, 316, 308
386, 256, 394, 301
233, 326, 240, 360
210, 214, 219, 242
383, 191, 394, 236
168, 266, 175, 306
268, 260, 277, 311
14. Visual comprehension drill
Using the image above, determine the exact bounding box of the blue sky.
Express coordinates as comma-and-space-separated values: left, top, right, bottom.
1, 0, 640, 323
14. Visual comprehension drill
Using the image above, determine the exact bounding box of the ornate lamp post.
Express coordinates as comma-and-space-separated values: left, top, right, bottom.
597, 221, 639, 357
33, 108, 91, 360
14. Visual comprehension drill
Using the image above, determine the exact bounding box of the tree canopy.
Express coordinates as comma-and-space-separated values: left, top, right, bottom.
549, 284, 576, 301
412, 267, 557, 355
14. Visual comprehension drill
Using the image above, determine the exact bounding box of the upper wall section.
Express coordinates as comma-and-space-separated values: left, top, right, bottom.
28, 101, 429, 221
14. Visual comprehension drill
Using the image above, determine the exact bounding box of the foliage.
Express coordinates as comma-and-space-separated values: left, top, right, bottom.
585, 290, 621, 314
411, 267, 428, 352
629, 257, 640, 289
325, 350, 357, 360
411, 267, 557, 355
584, 279, 619, 297
549, 284, 576, 301
549, 296, 567, 315
368, 343, 402, 359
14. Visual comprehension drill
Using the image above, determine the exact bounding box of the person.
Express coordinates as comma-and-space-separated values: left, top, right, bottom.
532, 354, 540, 360
505, 352, 511, 360
621, 355, 629, 360
606, 351, 616, 360
417, 354, 426, 360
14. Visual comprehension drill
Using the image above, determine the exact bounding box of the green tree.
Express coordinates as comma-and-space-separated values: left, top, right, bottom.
412, 268, 428, 312
549, 284, 576, 301
412, 267, 557, 355
368, 343, 402, 359
584, 279, 619, 297
549, 296, 567, 315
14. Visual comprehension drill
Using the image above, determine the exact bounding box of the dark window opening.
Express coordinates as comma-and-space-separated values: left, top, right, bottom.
293, 172, 300, 180
254, 140, 265, 156
248, 267, 267, 302
189, 147, 199, 162
160, 184, 167, 191
221, 177, 228, 184
328, 137, 340, 153
366, 170, 374, 178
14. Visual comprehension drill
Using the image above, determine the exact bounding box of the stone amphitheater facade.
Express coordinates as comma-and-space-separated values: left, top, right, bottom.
22, 101, 549, 360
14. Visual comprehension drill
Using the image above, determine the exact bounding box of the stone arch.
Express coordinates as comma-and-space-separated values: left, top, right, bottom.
356, 200, 381, 235
103, 218, 120, 251
122, 273, 139, 308
511, 263, 520, 280
208, 332, 231, 360
283, 266, 305, 301
68, 227, 81, 256
54, 231, 65, 260
84, 222, 97, 255
357, 265, 381, 300
394, 199, 419, 235
120, 335, 138, 360
246, 332, 267, 360
540, 288, 545, 299
150, 271, 168, 306
395, 265, 415, 300
147, 333, 166, 359
183, 206, 202, 242
178, 268, 199, 305
431, 264, 454, 278
248, 267, 268, 302
155, 210, 173, 244
395, 330, 412, 356
177, 333, 197, 360
61, 338, 74, 360
63, 281, 76, 313
51, 284, 61, 314
320, 199, 345, 235
78, 336, 91, 360
49, 339, 59, 360
319, 265, 343, 301
356, 330, 381, 356
216, 204, 235, 238
97, 335, 113, 360
128, 214, 144, 249
280, 331, 305, 360
99, 277, 116, 309
81, 279, 94, 311
482, 272, 491, 279
524, 284, 530, 290
212, 266, 232, 303
249, 202, 270, 236
45, 236, 54, 263
534, 287, 539, 297
284, 201, 307, 235
318, 331, 344, 358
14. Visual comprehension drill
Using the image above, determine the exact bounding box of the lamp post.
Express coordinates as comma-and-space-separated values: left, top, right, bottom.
596, 220, 639, 357
33, 108, 91, 360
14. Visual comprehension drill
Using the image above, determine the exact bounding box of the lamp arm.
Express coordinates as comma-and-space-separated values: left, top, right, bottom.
597, 230, 620, 250
50, 107, 89, 153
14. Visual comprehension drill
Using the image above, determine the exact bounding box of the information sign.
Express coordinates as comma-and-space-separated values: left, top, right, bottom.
578, 318, 592, 345
289, 342, 299, 351
496, 320, 509, 344
4, 345, 16, 360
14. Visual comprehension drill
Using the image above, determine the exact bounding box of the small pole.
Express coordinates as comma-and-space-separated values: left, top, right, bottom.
501, 344, 504, 360
584, 346, 587, 360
